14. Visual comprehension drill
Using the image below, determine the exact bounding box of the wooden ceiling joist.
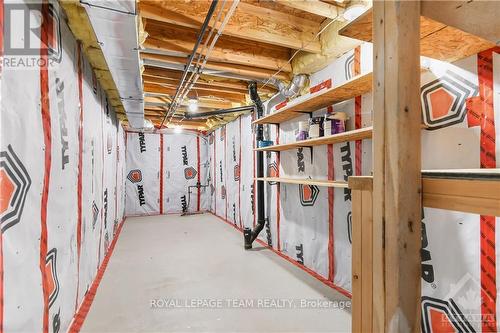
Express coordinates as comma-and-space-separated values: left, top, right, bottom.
141, 52, 290, 81
144, 20, 292, 72
274, 0, 340, 19
143, 75, 248, 95
143, 67, 277, 94
143, 82, 246, 103
139, 0, 322, 53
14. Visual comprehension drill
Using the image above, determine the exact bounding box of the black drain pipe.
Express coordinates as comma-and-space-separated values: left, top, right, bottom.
244, 82, 266, 249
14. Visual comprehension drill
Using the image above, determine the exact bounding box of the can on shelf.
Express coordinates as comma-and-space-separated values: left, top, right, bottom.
308, 116, 324, 138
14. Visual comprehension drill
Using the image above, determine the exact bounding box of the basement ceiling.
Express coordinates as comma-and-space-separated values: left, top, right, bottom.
138, 0, 348, 130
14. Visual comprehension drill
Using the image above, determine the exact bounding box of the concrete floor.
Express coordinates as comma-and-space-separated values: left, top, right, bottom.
81, 214, 351, 333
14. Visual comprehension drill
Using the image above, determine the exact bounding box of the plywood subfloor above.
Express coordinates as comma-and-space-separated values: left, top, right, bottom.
339, 8, 496, 63
253, 72, 373, 125
256, 177, 349, 188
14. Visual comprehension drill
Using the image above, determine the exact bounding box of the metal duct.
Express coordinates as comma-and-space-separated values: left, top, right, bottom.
83, 0, 144, 128
268, 74, 309, 98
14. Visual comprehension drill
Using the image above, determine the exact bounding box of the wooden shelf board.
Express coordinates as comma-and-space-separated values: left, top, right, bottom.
254, 126, 373, 152
256, 177, 349, 188
347, 174, 500, 216
339, 8, 495, 63
253, 72, 373, 125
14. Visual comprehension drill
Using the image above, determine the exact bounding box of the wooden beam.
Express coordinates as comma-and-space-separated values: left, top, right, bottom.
421, 1, 500, 45
139, 0, 322, 53
372, 1, 421, 332
275, 0, 340, 19
144, 20, 292, 72
141, 52, 290, 81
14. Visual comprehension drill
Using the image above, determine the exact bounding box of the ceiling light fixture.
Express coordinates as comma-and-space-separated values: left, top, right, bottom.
188, 99, 198, 112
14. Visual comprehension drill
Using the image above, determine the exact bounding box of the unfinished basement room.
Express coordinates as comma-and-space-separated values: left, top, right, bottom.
1, 0, 500, 332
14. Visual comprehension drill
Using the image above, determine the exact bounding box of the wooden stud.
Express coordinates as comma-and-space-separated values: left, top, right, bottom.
372, 1, 422, 332
361, 189, 373, 333
351, 188, 363, 333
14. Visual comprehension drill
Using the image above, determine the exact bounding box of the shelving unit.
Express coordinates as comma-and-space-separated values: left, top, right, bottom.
253, 72, 373, 125
254, 126, 373, 152
255, 177, 349, 188
339, 8, 495, 63
341, 4, 500, 333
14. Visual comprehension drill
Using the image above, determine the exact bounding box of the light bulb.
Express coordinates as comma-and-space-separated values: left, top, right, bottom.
188, 99, 198, 112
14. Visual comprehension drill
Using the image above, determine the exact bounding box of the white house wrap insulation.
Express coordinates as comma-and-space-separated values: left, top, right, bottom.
0, 2, 126, 332
122, 44, 500, 332
203, 45, 500, 332
125, 130, 210, 216
3, 1, 500, 332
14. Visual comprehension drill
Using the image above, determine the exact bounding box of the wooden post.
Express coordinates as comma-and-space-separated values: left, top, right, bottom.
349, 176, 373, 333
372, 1, 422, 332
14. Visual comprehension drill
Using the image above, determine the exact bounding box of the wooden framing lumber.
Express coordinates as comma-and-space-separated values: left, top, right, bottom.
372, 1, 421, 332
422, 177, 500, 217
143, 67, 277, 95
255, 177, 348, 188
144, 20, 292, 72
143, 79, 249, 98
143, 82, 246, 103
421, 1, 500, 45
253, 127, 373, 152
139, 0, 322, 53
274, 0, 340, 19
253, 72, 373, 125
339, 7, 495, 63
349, 176, 373, 333
141, 52, 290, 81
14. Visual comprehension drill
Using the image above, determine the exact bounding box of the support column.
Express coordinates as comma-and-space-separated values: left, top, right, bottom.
372, 1, 422, 332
